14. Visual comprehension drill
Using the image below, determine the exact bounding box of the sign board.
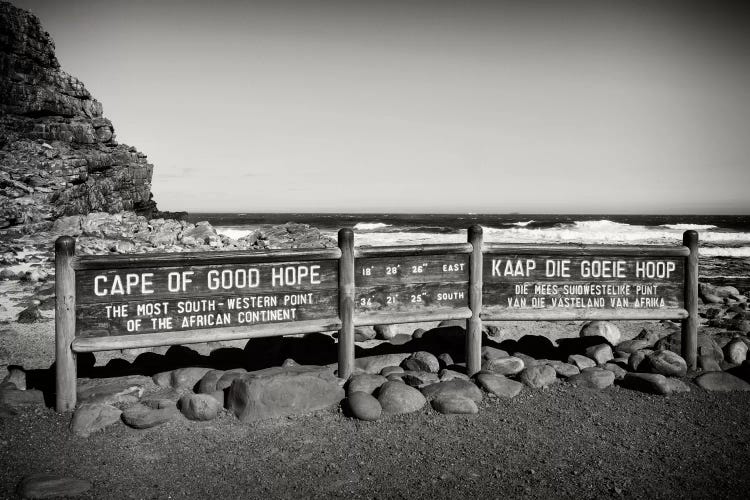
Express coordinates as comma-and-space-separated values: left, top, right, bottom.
482, 254, 685, 316
75, 260, 339, 337
355, 253, 469, 317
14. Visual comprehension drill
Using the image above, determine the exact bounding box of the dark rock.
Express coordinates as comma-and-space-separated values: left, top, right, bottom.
178, 393, 222, 421
437, 353, 454, 368
628, 350, 653, 372
475, 373, 523, 398
402, 351, 440, 373
347, 374, 387, 396
226, 365, 344, 422
621, 373, 671, 395
481, 356, 524, 375
77, 375, 153, 405
16, 474, 92, 499
17, 305, 42, 323
121, 403, 181, 429
568, 368, 615, 389
420, 379, 483, 404
431, 396, 478, 415
694, 372, 750, 391
70, 403, 122, 437
377, 381, 426, 415
519, 364, 557, 388
347, 391, 382, 421
647, 350, 687, 377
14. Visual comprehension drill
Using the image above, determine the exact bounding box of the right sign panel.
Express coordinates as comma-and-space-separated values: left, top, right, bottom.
482, 254, 685, 316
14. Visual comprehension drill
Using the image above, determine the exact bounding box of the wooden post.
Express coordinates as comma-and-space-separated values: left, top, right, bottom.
55, 236, 77, 412
681, 230, 699, 371
338, 228, 355, 379
466, 225, 483, 376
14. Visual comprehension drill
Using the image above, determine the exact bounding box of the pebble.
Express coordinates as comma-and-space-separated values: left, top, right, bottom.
178, 393, 222, 421
347, 374, 387, 396
70, 403, 122, 437
420, 379, 483, 404
377, 381, 427, 415
647, 350, 687, 377
475, 373, 523, 398
481, 356, 525, 375
347, 391, 382, 421
567, 354, 596, 370
518, 364, 556, 388
694, 372, 750, 391
16, 474, 92, 499
431, 396, 478, 415
568, 368, 615, 389
402, 351, 440, 373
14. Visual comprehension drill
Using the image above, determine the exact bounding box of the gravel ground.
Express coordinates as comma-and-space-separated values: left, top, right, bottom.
1, 381, 749, 499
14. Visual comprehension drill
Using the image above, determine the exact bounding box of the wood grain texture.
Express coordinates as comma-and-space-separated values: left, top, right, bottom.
76, 290, 339, 337
483, 255, 685, 283
482, 243, 690, 257
681, 231, 699, 370
354, 307, 472, 327
76, 260, 338, 304
356, 254, 469, 286
355, 282, 469, 315
354, 243, 472, 258
481, 308, 688, 321
55, 236, 77, 412
338, 228, 355, 379
71, 318, 343, 353
73, 247, 342, 270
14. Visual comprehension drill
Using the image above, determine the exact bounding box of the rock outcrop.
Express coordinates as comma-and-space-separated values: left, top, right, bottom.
0, 2, 156, 230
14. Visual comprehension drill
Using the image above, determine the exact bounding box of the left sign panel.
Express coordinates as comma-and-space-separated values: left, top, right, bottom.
75, 260, 339, 337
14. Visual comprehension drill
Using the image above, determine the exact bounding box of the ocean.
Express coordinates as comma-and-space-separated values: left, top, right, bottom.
188, 213, 750, 292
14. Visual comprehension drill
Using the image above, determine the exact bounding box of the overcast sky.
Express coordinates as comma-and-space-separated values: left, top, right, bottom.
14, 0, 750, 214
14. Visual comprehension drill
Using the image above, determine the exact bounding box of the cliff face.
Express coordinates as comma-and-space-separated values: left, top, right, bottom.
0, 1, 156, 229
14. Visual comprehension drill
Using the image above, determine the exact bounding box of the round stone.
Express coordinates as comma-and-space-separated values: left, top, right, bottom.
348, 391, 382, 421
377, 381, 427, 415
580, 320, 621, 345
431, 396, 478, 415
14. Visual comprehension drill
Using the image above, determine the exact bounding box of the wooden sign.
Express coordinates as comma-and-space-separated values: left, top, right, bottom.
74, 260, 339, 337
355, 253, 469, 318
482, 253, 686, 317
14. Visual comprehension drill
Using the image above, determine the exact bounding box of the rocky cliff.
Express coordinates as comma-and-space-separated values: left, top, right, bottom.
0, 1, 156, 230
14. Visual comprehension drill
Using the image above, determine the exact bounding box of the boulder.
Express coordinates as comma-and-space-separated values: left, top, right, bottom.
121, 403, 181, 429
647, 350, 688, 377
70, 403, 122, 438
401, 371, 440, 388
567, 354, 596, 371
481, 356, 524, 375
621, 373, 671, 395
585, 344, 614, 365
402, 351, 440, 373
439, 369, 469, 382
513, 353, 540, 368
518, 365, 556, 389
354, 326, 377, 342
197, 370, 225, 394
226, 365, 345, 422
0, 387, 45, 408
580, 321, 621, 345
374, 324, 398, 340
628, 350, 653, 372
347, 391, 382, 421
377, 381, 426, 415
380, 366, 404, 377
481, 346, 509, 360
475, 373, 523, 398
567, 368, 615, 389
167, 367, 213, 391
347, 374, 387, 396
544, 360, 580, 378
420, 379, 483, 404
694, 372, 750, 391
2, 366, 26, 390
431, 396, 478, 415
665, 378, 691, 393
724, 338, 748, 365
614, 339, 651, 354
178, 394, 222, 421
603, 363, 628, 380
355, 353, 411, 374
698, 355, 722, 372
16, 474, 92, 499
437, 353, 455, 368
655, 331, 723, 363
77, 375, 153, 405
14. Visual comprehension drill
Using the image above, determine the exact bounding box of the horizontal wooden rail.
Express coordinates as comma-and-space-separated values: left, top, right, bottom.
481, 308, 688, 322
482, 243, 690, 257
71, 318, 342, 353
73, 247, 343, 270
354, 243, 472, 258
354, 307, 472, 327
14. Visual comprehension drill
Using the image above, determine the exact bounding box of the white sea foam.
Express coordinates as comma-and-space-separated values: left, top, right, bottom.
699, 247, 750, 257
660, 223, 718, 230
216, 227, 256, 240
354, 222, 392, 231
513, 220, 535, 227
